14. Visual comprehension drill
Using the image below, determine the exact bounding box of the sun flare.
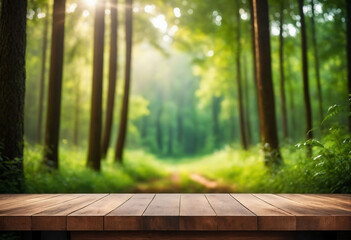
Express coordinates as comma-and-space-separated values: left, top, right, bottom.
85, 0, 97, 7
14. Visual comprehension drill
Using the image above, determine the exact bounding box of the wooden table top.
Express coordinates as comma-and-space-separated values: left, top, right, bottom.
0, 194, 350, 231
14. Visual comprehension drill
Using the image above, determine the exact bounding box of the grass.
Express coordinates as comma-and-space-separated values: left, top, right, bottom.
23, 128, 351, 194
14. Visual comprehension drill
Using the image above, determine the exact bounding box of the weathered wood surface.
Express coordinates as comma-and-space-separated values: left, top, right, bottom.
0, 194, 350, 231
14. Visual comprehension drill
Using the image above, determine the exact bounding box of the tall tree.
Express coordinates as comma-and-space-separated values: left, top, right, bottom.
0, 0, 27, 192
87, 0, 105, 170
156, 105, 163, 151
252, 0, 281, 165
279, 1, 288, 140
115, 0, 133, 162
310, 0, 323, 124
236, 1, 248, 150
101, 0, 119, 158
249, 0, 261, 141
73, 78, 80, 146
347, 0, 351, 132
243, 55, 252, 146
43, 0, 66, 169
298, 0, 313, 146
37, 3, 50, 143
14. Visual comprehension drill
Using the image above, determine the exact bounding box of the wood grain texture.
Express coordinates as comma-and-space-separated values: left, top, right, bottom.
143, 194, 180, 230
67, 194, 133, 231
32, 194, 107, 230
232, 194, 295, 231
0, 194, 57, 208
206, 194, 256, 230
71, 231, 296, 240
105, 194, 155, 231
180, 194, 217, 231
0, 194, 81, 230
254, 194, 350, 230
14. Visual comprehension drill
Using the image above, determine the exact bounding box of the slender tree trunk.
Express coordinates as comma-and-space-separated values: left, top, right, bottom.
101, 0, 118, 158
177, 99, 183, 144
347, 0, 351, 132
249, 0, 261, 141
212, 96, 221, 149
87, 0, 105, 170
298, 0, 313, 150
37, 3, 49, 143
279, 2, 288, 140
0, 0, 27, 192
253, 0, 281, 166
73, 78, 80, 146
156, 106, 163, 151
311, 0, 323, 124
115, 0, 133, 162
236, 2, 248, 150
286, 58, 296, 140
167, 124, 173, 155
43, 0, 66, 169
243, 55, 252, 146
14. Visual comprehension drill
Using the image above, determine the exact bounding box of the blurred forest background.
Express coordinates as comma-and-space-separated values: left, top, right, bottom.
0, 0, 351, 193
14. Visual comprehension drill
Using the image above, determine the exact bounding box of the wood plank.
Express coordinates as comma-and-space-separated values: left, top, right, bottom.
278, 194, 351, 230
254, 194, 351, 230
0, 194, 59, 209
67, 194, 133, 231
105, 194, 154, 231
71, 231, 296, 240
232, 194, 295, 231
143, 194, 180, 230
180, 194, 216, 231
32, 194, 107, 231
317, 194, 351, 206
206, 194, 257, 230
279, 194, 351, 212
0, 194, 82, 230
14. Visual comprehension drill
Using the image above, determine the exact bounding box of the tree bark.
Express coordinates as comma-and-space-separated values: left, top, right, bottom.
236, 1, 248, 150
156, 106, 163, 152
43, 0, 66, 169
101, 0, 118, 158
37, 3, 49, 144
298, 0, 313, 147
87, 0, 105, 170
167, 124, 173, 155
279, 2, 288, 140
0, 0, 27, 192
73, 78, 80, 146
311, 0, 323, 124
115, 0, 133, 162
243, 55, 252, 146
346, 0, 351, 132
249, 0, 261, 141
252, 0, 281, 166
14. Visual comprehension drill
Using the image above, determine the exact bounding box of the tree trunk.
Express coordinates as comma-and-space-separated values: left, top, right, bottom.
252, 0, 281, 166
243, 55, 252, 146
346, 0, 351, 132
279, 2, 288, 140
115, 0, 133, 162
286, 58, 296, 140
0, 0, 27, 193
167, 124, 173, 155
249, 0, 261, 141
236, 2, 248, 150
73, 78, 80, 146
101, 0, 118, 158
156, 106, 163, 152
212, 96, 221, 149
177, 99, 183, 144
43, 0, 66, 169
298, 0, 313, 149
311, 0, 323, 124
37, 3, 49, 144
87, 0, 105, 170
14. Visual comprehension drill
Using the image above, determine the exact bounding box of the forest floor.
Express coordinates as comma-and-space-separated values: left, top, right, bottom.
22, 139, 351, 194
